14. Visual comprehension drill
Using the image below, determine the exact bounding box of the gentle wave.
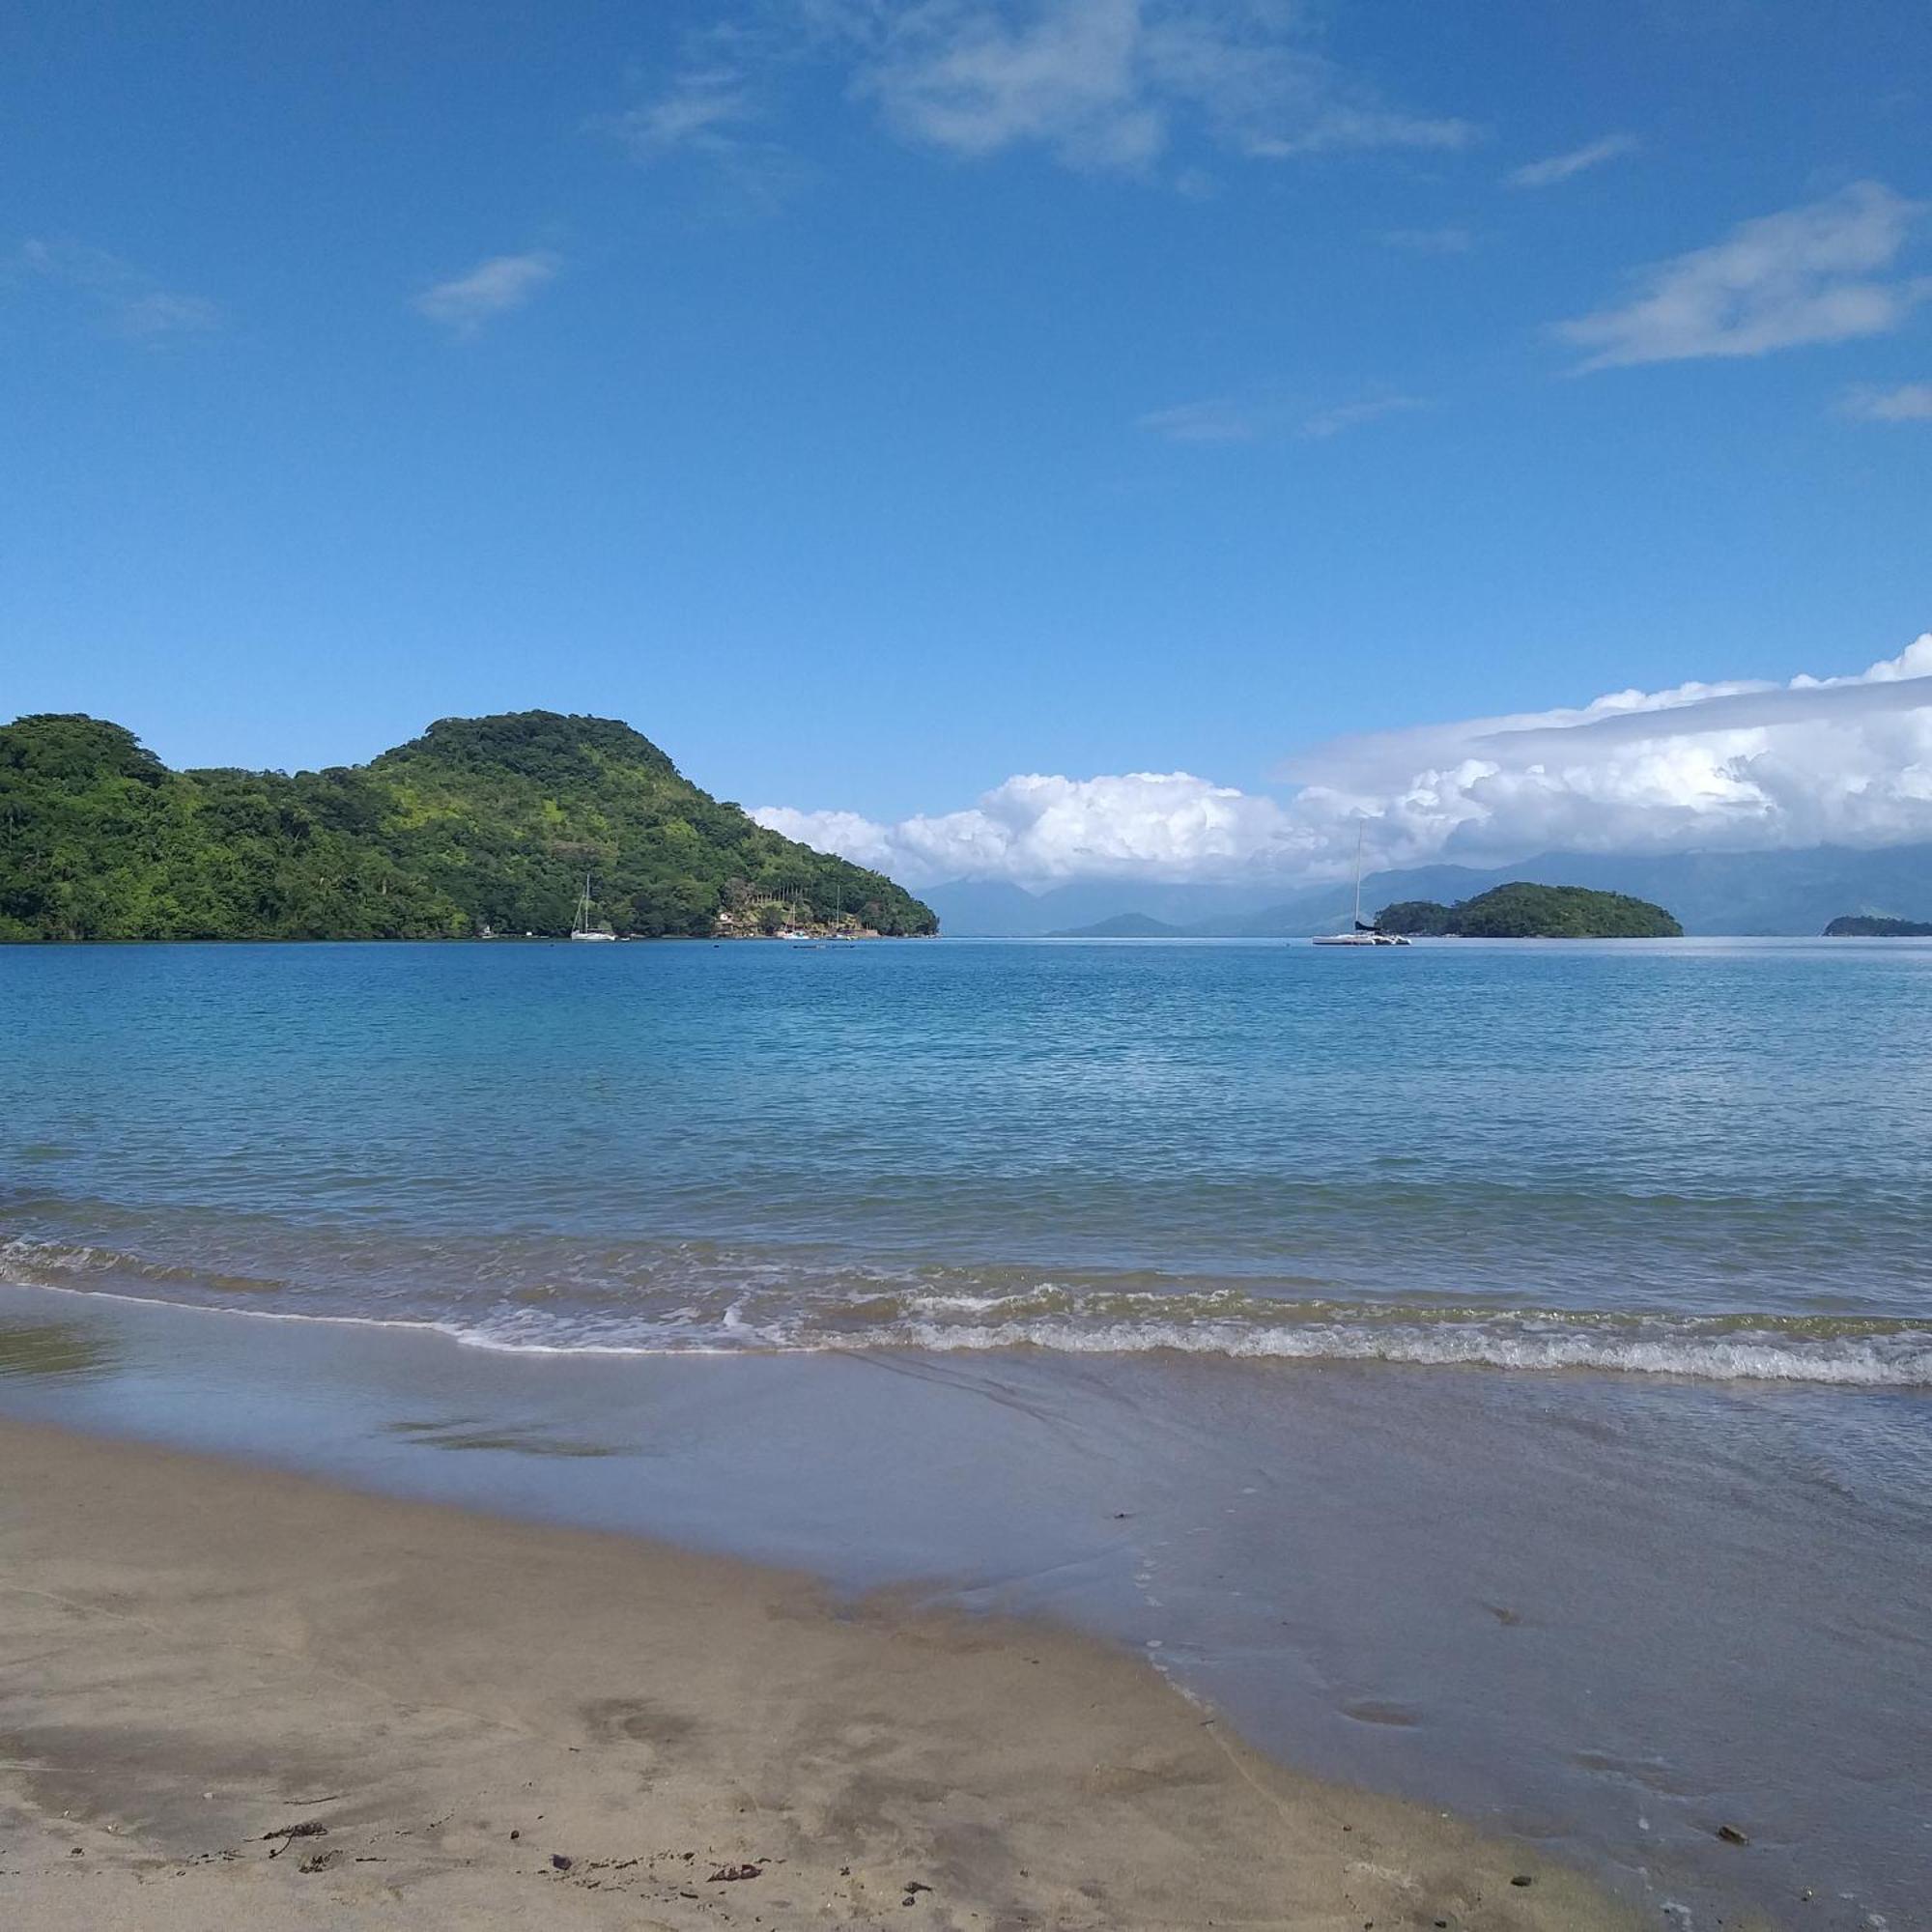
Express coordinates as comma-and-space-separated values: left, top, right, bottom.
847, 1317, 1932, 1385
3, 1234, 1928, 1388
814, 1285, 1932, 1385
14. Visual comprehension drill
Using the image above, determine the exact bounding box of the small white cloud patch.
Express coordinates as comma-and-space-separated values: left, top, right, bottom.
1137, 399, 1261, 442
412, 251, 560, 333
1507, 132, 1638, 189
607, 68, 755, 158
1556, 182, 1928, 370
1299, 394, 1426, 440
10, 239, 220, 340
1842, 382, 1932, 422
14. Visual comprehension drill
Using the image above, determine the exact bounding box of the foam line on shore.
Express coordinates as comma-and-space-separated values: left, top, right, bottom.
4, 1251, 1928, 1388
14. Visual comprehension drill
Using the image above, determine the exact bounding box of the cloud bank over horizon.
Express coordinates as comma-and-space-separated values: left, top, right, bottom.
754, 635, 1932, 887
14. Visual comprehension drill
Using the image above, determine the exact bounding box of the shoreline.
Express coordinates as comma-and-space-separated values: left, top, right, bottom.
0, 1413, 1643, 1930
0, 1277, 1912, 1926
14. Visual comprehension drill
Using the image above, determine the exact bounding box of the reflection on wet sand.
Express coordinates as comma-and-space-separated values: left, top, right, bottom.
0, 1321, 117, 1382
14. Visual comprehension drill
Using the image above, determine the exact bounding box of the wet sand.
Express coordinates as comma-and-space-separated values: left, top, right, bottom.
0, 1415, 1645, 1931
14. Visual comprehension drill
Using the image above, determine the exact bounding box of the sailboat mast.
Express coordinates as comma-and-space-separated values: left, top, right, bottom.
1353, 824, 1364, 928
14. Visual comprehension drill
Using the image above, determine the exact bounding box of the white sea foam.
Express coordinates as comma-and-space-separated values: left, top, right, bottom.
4, 1236, 1928, 1387
851, 1317, 1932, 1386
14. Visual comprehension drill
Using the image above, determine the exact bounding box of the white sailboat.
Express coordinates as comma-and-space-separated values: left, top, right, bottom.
570, 873, 619, 941
1312, 827, 1408, 946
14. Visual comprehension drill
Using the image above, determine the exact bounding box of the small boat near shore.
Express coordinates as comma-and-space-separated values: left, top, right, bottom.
570, 873, 619, 941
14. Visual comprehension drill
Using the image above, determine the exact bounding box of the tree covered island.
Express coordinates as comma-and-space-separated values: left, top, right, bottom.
1823, 914, 1932, 936
0, 710, 937, 942
1374, 881, 1683, 938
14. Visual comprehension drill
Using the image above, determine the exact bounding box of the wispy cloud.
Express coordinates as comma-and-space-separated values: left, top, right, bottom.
612, 2, 1475, 190
9, 240, 220, 340
1379, 225, 1474, 255
1139, 390, 1428, 443
411, 251, 560, 334
1137, 398, 1260, 442
864, 0, 1163, 168
1299, 393, 1426, 439
1555, 182, 1929, 370
856, 0, 1476, 172
606, 67, 756, 157
1507, 132, 1639, 189
1841, 381, 1932, 422
594, 44, 813, 211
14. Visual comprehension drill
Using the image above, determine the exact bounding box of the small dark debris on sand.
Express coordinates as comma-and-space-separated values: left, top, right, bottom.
263, 1819, 328, 1858
1716, 1824, 1750, 1845
551, 1853, 575, 1871
708, 1862, 763, 1882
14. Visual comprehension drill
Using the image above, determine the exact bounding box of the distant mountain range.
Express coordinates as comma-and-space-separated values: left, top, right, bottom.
919, 844, 1932, 939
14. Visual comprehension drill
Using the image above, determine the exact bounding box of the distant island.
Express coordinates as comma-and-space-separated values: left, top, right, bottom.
1374, 882, 1683, 939
1823, 914, 1932, 937
0, 710, 937, 942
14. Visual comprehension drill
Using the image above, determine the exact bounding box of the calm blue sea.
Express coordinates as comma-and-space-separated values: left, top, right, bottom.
3, 937, 1929, 1382
4, 937, 1931, 1925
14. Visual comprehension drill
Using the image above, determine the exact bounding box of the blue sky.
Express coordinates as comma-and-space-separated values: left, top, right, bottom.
5, 1, 1930, 883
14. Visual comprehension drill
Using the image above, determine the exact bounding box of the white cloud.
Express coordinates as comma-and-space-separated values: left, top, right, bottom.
856, 0, 1476, 171
1287, 636, 1932, 871
1556, 182, 1929, 370
594, 26, 824, 213
1137, 391, 1426, 443
1507, 132, 1638, 189
1137, 398, 1260, 441
1298, 393, 1425, 439
10, 240, 220, 339
411, 251, 560, 333
624, 2, 1473, 185
1842, 381, 1932, 421
864, 0, 1162, 168
757, 771, 1317, 884
756, 636, 1932, 885
607, 68, 756, 157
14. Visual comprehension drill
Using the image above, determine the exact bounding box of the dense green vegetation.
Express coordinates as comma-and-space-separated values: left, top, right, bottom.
1823, 914, 1932, 936
1375, 881, 1682, 938
0, 710, 937, 941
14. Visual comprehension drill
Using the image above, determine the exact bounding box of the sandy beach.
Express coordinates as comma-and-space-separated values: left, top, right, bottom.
0, 1414, 1647, 1931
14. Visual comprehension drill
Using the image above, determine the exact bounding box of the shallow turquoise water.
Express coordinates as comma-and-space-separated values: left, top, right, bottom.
3, 937, 1929, 1382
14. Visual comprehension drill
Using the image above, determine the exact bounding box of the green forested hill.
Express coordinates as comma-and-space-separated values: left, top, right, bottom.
1823, 914, 1932, 937
1375, 881, 1681, 938
0, 710, 937, 941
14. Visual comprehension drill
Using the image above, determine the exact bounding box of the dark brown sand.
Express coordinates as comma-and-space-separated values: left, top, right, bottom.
0, 1416, 1648, 1929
